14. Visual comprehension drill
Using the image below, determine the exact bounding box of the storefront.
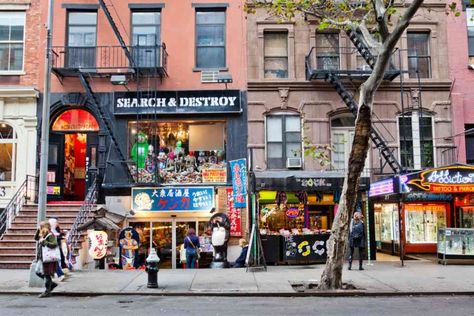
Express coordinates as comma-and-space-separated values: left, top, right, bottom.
49, 89, 248, 268
255, 171, 370, 264
370, 164, 474, 255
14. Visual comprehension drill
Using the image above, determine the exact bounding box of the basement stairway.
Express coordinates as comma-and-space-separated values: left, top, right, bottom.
0, 205, 85, 269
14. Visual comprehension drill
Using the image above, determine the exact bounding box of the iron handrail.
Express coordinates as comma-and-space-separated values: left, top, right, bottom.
0, 175, 37, 238
67, 176, 98, 253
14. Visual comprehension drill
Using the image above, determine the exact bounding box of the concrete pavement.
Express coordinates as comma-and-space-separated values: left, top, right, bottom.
1, 260, 474, 296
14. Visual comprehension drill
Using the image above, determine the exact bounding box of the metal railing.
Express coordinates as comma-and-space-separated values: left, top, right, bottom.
66, 176, 98, 254
0, 175, 37, 238
306, 46, 401, 73
52, 44, 168, 73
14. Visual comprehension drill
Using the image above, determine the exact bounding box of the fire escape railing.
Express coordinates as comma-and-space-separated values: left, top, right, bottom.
305, 27, 404, 175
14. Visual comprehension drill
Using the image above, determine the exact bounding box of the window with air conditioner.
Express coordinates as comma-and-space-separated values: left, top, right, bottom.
266, 114, 302, 169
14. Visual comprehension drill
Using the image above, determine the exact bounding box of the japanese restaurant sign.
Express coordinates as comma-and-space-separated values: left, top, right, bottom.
400, 165, 474, 193
114, 90, 242, 115
226, 188, 242, 237
229, 159, 247, 208
88, 230, 108, 260
132, 187, 215, 212
202, 168, 227, 183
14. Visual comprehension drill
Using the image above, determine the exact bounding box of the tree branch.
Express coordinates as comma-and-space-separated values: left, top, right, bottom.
372, 0, 390, 41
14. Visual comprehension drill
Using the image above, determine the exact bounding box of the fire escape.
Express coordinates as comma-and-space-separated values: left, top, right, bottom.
305, 27, 404, 175
51, 0, 168, 183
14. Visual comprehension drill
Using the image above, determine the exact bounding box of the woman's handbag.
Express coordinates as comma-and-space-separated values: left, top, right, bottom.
35, 259, 44, 277
41, 234, 61, 263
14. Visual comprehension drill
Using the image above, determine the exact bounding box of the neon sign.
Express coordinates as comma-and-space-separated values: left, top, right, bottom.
369, 178, 394, 197
286, 207, 301, 218
405, 165, 474, 193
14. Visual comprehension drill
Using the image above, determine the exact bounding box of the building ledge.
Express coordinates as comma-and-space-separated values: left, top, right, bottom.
0, 87, 39, 98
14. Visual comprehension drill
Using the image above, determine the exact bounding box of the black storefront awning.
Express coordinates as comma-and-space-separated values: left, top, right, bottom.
254, 170, 369, 192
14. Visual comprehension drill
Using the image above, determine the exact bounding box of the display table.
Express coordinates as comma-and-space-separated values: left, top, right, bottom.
437, 228, 474, 264
282, 233, 330, 264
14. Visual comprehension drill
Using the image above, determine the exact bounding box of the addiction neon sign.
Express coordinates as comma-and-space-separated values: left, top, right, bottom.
406, 165, 474, 193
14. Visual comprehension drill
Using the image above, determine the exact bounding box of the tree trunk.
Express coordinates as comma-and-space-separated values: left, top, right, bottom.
318, 95, 373, 290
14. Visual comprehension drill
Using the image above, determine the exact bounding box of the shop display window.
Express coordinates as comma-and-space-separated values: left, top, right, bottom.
438, 228, 474, 256
374, 203, 399, 244
260, 203, 305, 235
127, 121, 226, 184
405, 204, 446, 244
459, 207, 474, 228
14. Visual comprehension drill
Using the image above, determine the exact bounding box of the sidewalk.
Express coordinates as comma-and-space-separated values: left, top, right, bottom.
1, 260, 474, 296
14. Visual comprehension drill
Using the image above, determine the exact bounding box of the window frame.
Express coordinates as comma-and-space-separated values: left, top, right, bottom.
315, 32, 340, 71
398, 113, 435, 170
66, 10, 98, 47
130, 10, 161, 68
194, 8, 226, 70
0, 11, 26, 73
407, 31, 431, 79
263, 30, 289, 79
0, 123, 17, 183
466, 8, 474, 59
265, 113, 302, 170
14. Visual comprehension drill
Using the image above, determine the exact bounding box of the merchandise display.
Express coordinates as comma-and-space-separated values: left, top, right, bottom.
405, 204, 446, 244
127, 121, 226, 184
437, 228, 474, 257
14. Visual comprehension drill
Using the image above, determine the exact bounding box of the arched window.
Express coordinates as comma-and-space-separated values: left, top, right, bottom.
0, 123, 16, 182
52, 109, 99, 132
398, 112, 434, 169
266, 113, 302, 169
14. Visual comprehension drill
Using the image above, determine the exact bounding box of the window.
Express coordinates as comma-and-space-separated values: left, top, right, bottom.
407, 32, 431, 78
195, 10, 225, 69
0, 12, 25, 72
266, 114, 301, 169
67, 11, 97, 68
316, 32, 339, 70
127, 121, 226, 184
331, 115, 370, 175
398, 113, 434, 169
467, 9, 474, 63
465, 124, 474, 164
0, 123, 16, 182
264, 32, 288, 78
131, 11, 161, 67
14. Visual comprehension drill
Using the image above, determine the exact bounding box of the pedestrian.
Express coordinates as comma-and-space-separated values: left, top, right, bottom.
49, 218, 65, 281
348, 212, 366, 271
34, 221, 59, 298
232, 238, 248, 268
184, 228, 200, 269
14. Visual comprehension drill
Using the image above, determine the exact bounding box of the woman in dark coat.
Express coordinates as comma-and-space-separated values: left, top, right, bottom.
34, 221, 58, 298
348, 212, 366, 271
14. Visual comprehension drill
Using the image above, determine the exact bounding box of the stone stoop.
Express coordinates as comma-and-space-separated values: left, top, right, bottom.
0, 204, 83, 269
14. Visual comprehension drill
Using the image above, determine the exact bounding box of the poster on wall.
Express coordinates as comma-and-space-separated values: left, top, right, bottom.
226, 188, 242, 237
132, 187, 215, 212
202, 168, 227, 183
229, 159, 247, 208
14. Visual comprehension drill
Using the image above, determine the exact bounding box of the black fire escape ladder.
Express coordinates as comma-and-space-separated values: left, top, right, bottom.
78, 73, 133, 181
345, 27, 377, 69
326, 73, 404, 174
98, 0, 135, 68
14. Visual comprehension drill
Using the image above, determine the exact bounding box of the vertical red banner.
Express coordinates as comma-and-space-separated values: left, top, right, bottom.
226, 188, 242, 237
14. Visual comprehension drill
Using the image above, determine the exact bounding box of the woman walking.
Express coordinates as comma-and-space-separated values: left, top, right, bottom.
34, 221, 59, 297
184, 228, 200, 269
49, 218, 65, 281
348, 212, 366, 271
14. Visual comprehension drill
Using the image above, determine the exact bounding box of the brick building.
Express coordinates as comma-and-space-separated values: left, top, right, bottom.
40, 0, 247, 268
0, 0, 42, 209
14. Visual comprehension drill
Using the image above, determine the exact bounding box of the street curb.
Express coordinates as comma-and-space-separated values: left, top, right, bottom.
0, 291, 473, 297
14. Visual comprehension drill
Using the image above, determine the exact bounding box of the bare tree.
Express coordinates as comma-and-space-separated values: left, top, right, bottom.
246, 0, 442, 290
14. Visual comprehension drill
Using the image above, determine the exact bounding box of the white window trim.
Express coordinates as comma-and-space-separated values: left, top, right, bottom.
397, 112, 435, 170
0, 128, 17, 184
0, 11, 26, 73
331, 127, 370, 176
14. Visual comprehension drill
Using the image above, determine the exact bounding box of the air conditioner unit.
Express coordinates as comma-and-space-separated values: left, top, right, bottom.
359, 65, 372, 71
201, 70, 219, 83
287, 157, 302, 169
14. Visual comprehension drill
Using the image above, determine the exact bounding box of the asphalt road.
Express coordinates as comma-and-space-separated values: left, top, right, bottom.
0, 295, 473, 316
